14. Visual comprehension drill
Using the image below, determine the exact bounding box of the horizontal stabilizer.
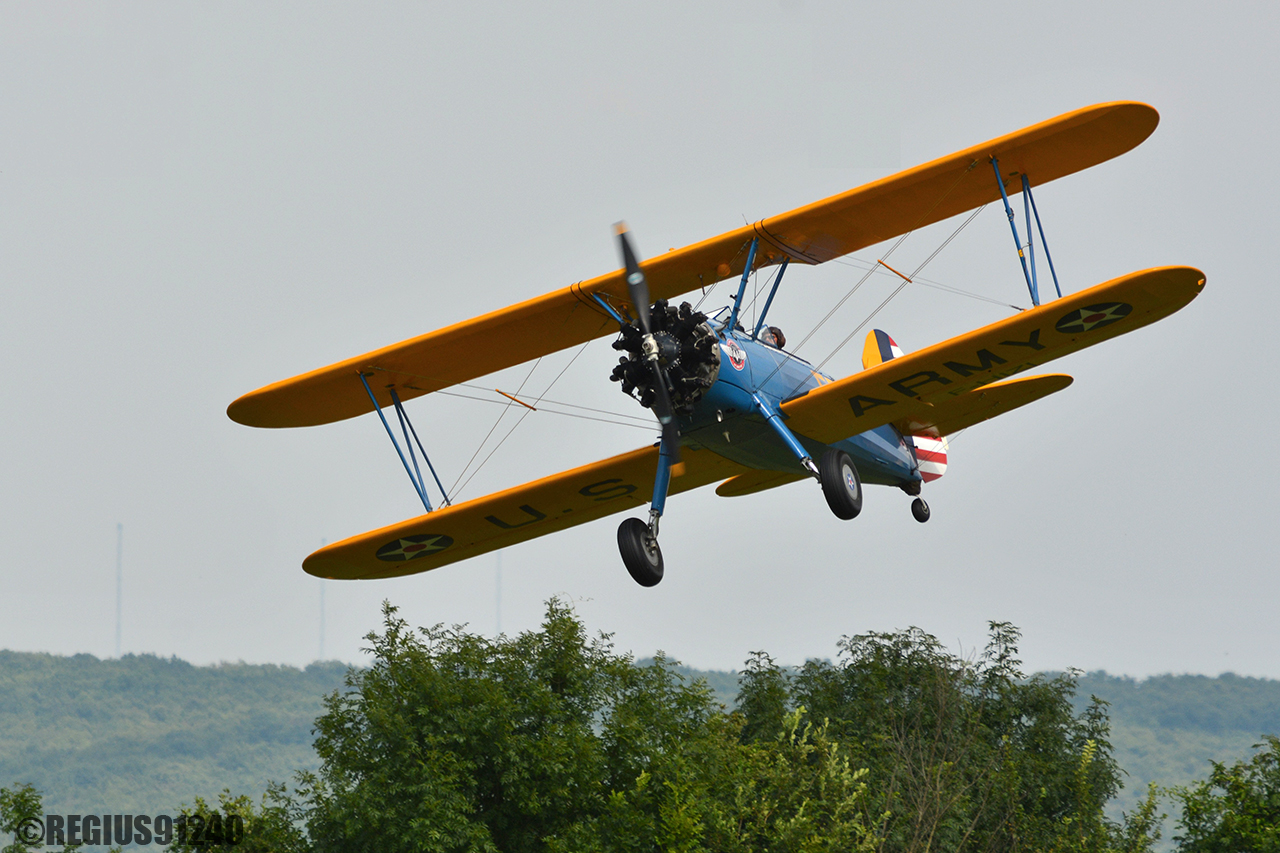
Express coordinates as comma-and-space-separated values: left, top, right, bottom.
893, 374, 1073, 437
230, 102, 1158, 428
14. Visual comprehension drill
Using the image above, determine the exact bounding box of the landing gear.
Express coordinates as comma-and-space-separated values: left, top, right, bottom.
819, 449, 863, 520
618, 517, 663, 587
911, 497, 931, 523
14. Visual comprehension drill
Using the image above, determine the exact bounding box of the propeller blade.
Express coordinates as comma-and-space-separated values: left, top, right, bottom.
615, 222, 680, 462
614, 222, 651, 334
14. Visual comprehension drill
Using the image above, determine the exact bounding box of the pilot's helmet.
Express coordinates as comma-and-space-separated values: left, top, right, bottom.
767, 326, 786, 349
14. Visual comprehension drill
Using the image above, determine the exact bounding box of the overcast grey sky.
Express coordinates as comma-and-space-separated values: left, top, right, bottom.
2, 1, 1276, 678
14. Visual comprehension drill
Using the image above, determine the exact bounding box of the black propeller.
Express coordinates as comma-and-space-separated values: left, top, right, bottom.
615, 222, 681, 463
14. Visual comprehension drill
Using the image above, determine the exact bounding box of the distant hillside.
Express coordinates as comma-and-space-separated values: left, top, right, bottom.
2, 649, 1277, 838
0, 650, 348, 818
1072, 672, 1280, 817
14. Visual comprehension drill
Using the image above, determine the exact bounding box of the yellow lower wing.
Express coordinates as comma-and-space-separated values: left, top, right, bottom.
304, 445, 747, 580
781, 266, 1205, 444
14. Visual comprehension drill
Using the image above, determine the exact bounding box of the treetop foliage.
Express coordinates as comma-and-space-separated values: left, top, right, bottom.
1172, 734, 1280, 852
124, 603, 1159, 852
4, 602, 1269, 852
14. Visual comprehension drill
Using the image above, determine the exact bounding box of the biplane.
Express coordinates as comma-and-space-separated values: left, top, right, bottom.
228, 101, 1204, 586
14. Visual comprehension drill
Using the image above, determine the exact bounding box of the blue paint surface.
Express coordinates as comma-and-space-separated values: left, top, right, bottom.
680, 329, 921, 489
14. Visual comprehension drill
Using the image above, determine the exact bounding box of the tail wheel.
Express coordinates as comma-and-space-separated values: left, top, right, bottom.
911, 497, 931, 523
617, 518, 663, 587
819, 450, 863, 520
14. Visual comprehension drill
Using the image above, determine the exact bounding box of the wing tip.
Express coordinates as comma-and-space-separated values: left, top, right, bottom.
226, 390, 308, 429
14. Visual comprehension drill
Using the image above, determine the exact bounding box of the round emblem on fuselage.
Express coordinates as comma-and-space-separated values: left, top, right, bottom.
722, 339, 747, 371
376, 533, 454, 561
1055, 302, 1132, 334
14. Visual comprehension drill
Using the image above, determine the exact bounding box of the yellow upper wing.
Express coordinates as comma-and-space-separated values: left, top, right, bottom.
303, 445, 747, 580
229, 102, 1158, 429
780, 266, 1205, 443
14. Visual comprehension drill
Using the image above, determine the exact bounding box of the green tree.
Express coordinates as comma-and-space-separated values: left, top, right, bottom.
6, 604, 1187, 853
0, 782, 125, 853
735, 651, 790, 744
0, 784, 45, 853
1172, 734, 1280, 852
737, 621, 1160, 852
301, 599, 878, 852
166, 786, 309, 853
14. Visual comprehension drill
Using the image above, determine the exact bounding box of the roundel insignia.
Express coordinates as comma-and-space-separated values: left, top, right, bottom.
722, 339, 747, 371
376, 533, 454, 562
1055, 302, 1132, 334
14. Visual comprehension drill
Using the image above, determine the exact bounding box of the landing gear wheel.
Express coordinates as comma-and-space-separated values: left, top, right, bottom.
618, 517, 664, 587
819, 450, 863, 520
911, 497, 931, 523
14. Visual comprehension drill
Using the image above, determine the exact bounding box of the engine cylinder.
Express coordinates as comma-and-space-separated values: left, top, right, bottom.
608, 301, 720, 415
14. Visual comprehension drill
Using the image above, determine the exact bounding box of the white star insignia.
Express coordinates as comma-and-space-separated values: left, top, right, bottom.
377, 534, 453, 561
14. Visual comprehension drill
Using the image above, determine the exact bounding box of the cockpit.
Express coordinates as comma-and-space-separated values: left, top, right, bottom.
760, 326, 786, 349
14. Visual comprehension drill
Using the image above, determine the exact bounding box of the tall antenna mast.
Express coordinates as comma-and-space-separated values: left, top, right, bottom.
319, 539, 326, 660
115, 523, 123, 657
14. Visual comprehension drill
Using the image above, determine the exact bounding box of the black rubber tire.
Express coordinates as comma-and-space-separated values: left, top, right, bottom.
819, 450, 863, 520
911, 497, 931, 523
618, 517, 664, 587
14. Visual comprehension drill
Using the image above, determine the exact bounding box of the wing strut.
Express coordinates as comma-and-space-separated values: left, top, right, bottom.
1022, 174, 1063, 300
725, 237, 759, 333
358, 373, 451, 513
991, 159, 1063, 306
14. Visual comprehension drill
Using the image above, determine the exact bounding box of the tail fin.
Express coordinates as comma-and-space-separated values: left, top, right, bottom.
862, 329, 905, 370
862, 330, 949, 482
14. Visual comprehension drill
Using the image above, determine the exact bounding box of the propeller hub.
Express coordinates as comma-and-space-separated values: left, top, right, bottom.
641, 333, 660, 362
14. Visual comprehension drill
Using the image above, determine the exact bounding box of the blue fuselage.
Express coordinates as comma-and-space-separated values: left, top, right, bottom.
680, 330, 922, 488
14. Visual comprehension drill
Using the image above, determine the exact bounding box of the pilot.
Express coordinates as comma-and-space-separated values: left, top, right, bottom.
760, 326, 786, 349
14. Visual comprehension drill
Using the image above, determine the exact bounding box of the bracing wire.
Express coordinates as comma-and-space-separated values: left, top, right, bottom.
830, 255, 1025, 312
366, 364, 655, 427
753, 199, 986, 399
785, 161, 982, 361
808, 203, 990, 380
448, 357, 543, 496
787, 233, 907, 358
455, 383, 655, 425
435, 389, 656, 430
451, 340, 596, 500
